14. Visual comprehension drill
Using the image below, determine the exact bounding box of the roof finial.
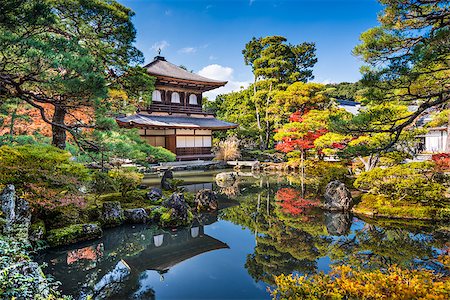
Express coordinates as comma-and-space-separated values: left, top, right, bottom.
158, 48, 161, 55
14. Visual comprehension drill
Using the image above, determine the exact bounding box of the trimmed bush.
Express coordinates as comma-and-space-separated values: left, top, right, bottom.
354, 162, 447, 206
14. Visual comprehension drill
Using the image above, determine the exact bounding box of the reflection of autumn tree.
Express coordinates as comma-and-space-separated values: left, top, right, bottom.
221, 179, 330, 284
220, 176, 448, 285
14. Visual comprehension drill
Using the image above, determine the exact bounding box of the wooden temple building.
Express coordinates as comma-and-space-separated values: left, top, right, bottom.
117, 56, 237, 160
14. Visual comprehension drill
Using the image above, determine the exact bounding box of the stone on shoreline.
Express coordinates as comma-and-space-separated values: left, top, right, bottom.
100, 201, 125, 227
124, 208, 149, 224
147, 187, 163, 202
46, 223, 102, 247
162, 193, 192, 227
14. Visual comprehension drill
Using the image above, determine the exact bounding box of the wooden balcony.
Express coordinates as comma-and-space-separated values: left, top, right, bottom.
142, 103, 204, 115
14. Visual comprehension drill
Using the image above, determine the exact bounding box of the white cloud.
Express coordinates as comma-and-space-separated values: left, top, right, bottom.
208, 55, 218, 60
197, 64, 251, 100
313, 78, 335, 85
151, 40, 169, 54
178, 47, 197, 54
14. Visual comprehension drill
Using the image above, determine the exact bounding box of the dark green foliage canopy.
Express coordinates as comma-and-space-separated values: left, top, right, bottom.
0, 0, 154, 148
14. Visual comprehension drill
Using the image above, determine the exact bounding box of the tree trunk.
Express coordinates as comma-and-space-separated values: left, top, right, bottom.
263, 82, 273, 150
253, 77, 264, 150
446, 110, 450, 153
358, 153, 380, 172
9, 105, 17, 143
51, 105, 67, 149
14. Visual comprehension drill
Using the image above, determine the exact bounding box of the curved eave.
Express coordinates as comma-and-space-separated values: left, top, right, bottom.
117, 120, 237, 131
150, 74, 227, 91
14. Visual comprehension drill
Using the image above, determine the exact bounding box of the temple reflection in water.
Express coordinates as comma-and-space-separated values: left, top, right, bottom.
39, 215, 229, 299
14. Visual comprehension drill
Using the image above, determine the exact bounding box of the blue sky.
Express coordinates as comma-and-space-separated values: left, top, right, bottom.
119, 0, 382, 98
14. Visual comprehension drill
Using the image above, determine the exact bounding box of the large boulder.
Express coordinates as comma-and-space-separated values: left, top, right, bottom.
0, 184, 31, 234
324, 211, 351, 236
161, 170, 174, 190
147, 187, 163, 202
124, 208, 149, 224
101, 202, 125, 227
194, 189, 218, 212
46, 223, 102, 247
324, 180, 353, 211
162, 193, 192, 227
1, 184, 16, 232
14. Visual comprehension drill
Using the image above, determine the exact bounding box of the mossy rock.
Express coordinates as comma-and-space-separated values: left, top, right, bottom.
43, 204, 88, 230
100, 201, 125, 228
29, 219, 46, 243
46, 223, 102, 247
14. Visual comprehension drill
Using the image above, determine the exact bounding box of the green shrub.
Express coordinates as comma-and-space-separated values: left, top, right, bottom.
304, 160, 350, 193
0, 144, 90, 209
108, 168, 144, 197
0, 235, 64, 299
354, 162, 447, 206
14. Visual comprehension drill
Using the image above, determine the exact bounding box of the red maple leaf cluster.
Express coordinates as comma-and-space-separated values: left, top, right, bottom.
275, 128, 328, 153
431, 153, 450, 172
275, 187, 320, 215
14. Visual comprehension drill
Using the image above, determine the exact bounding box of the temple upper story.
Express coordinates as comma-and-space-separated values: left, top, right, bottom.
141, 56, 227, 115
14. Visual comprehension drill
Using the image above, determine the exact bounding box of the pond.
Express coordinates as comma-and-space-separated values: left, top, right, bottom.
37, 170, 449, 299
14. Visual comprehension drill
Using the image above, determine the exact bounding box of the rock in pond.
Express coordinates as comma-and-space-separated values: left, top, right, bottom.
162, 193, 192, 227
147, 187, 163, 202
124, 208, 149, 224
161, 170, 174, 190
194, 189, 218, 212
324, 180, 353, 211
101, 201, 125, 227
215, 172, 237, 188
47, 223, 102, 247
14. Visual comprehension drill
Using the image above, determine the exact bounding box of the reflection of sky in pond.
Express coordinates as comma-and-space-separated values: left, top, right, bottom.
37, 171, 449, 299
131, 221, 270, 299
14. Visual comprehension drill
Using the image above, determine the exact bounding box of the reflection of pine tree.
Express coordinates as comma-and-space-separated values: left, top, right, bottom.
245, 235, 317, 285
329, 225, 442, 271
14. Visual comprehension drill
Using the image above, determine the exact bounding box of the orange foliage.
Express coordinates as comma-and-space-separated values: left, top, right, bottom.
67, 244, 104, 265
0, 103, 94, 137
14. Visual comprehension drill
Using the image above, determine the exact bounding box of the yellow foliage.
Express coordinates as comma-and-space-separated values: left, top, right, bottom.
272, 262, 450, 300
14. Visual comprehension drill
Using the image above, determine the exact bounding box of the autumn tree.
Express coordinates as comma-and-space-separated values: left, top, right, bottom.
0, 0, 154, 149
352, 0, 450, 152
315, 103, 421, 171
243, 36, 317, 149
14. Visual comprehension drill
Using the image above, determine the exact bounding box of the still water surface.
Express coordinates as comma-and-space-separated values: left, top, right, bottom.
38, 170, 449, 299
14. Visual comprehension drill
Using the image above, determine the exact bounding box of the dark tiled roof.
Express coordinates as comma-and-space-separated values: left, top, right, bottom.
117, 114, 238, 130
144, 56, 227, 85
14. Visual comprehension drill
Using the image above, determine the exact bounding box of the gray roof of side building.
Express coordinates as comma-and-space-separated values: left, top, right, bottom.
337, 99, 361, 106
117, 114, 238, 130
144, 56, 227, 85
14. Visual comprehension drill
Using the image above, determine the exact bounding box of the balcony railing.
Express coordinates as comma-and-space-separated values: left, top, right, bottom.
142, 103, 204, 114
